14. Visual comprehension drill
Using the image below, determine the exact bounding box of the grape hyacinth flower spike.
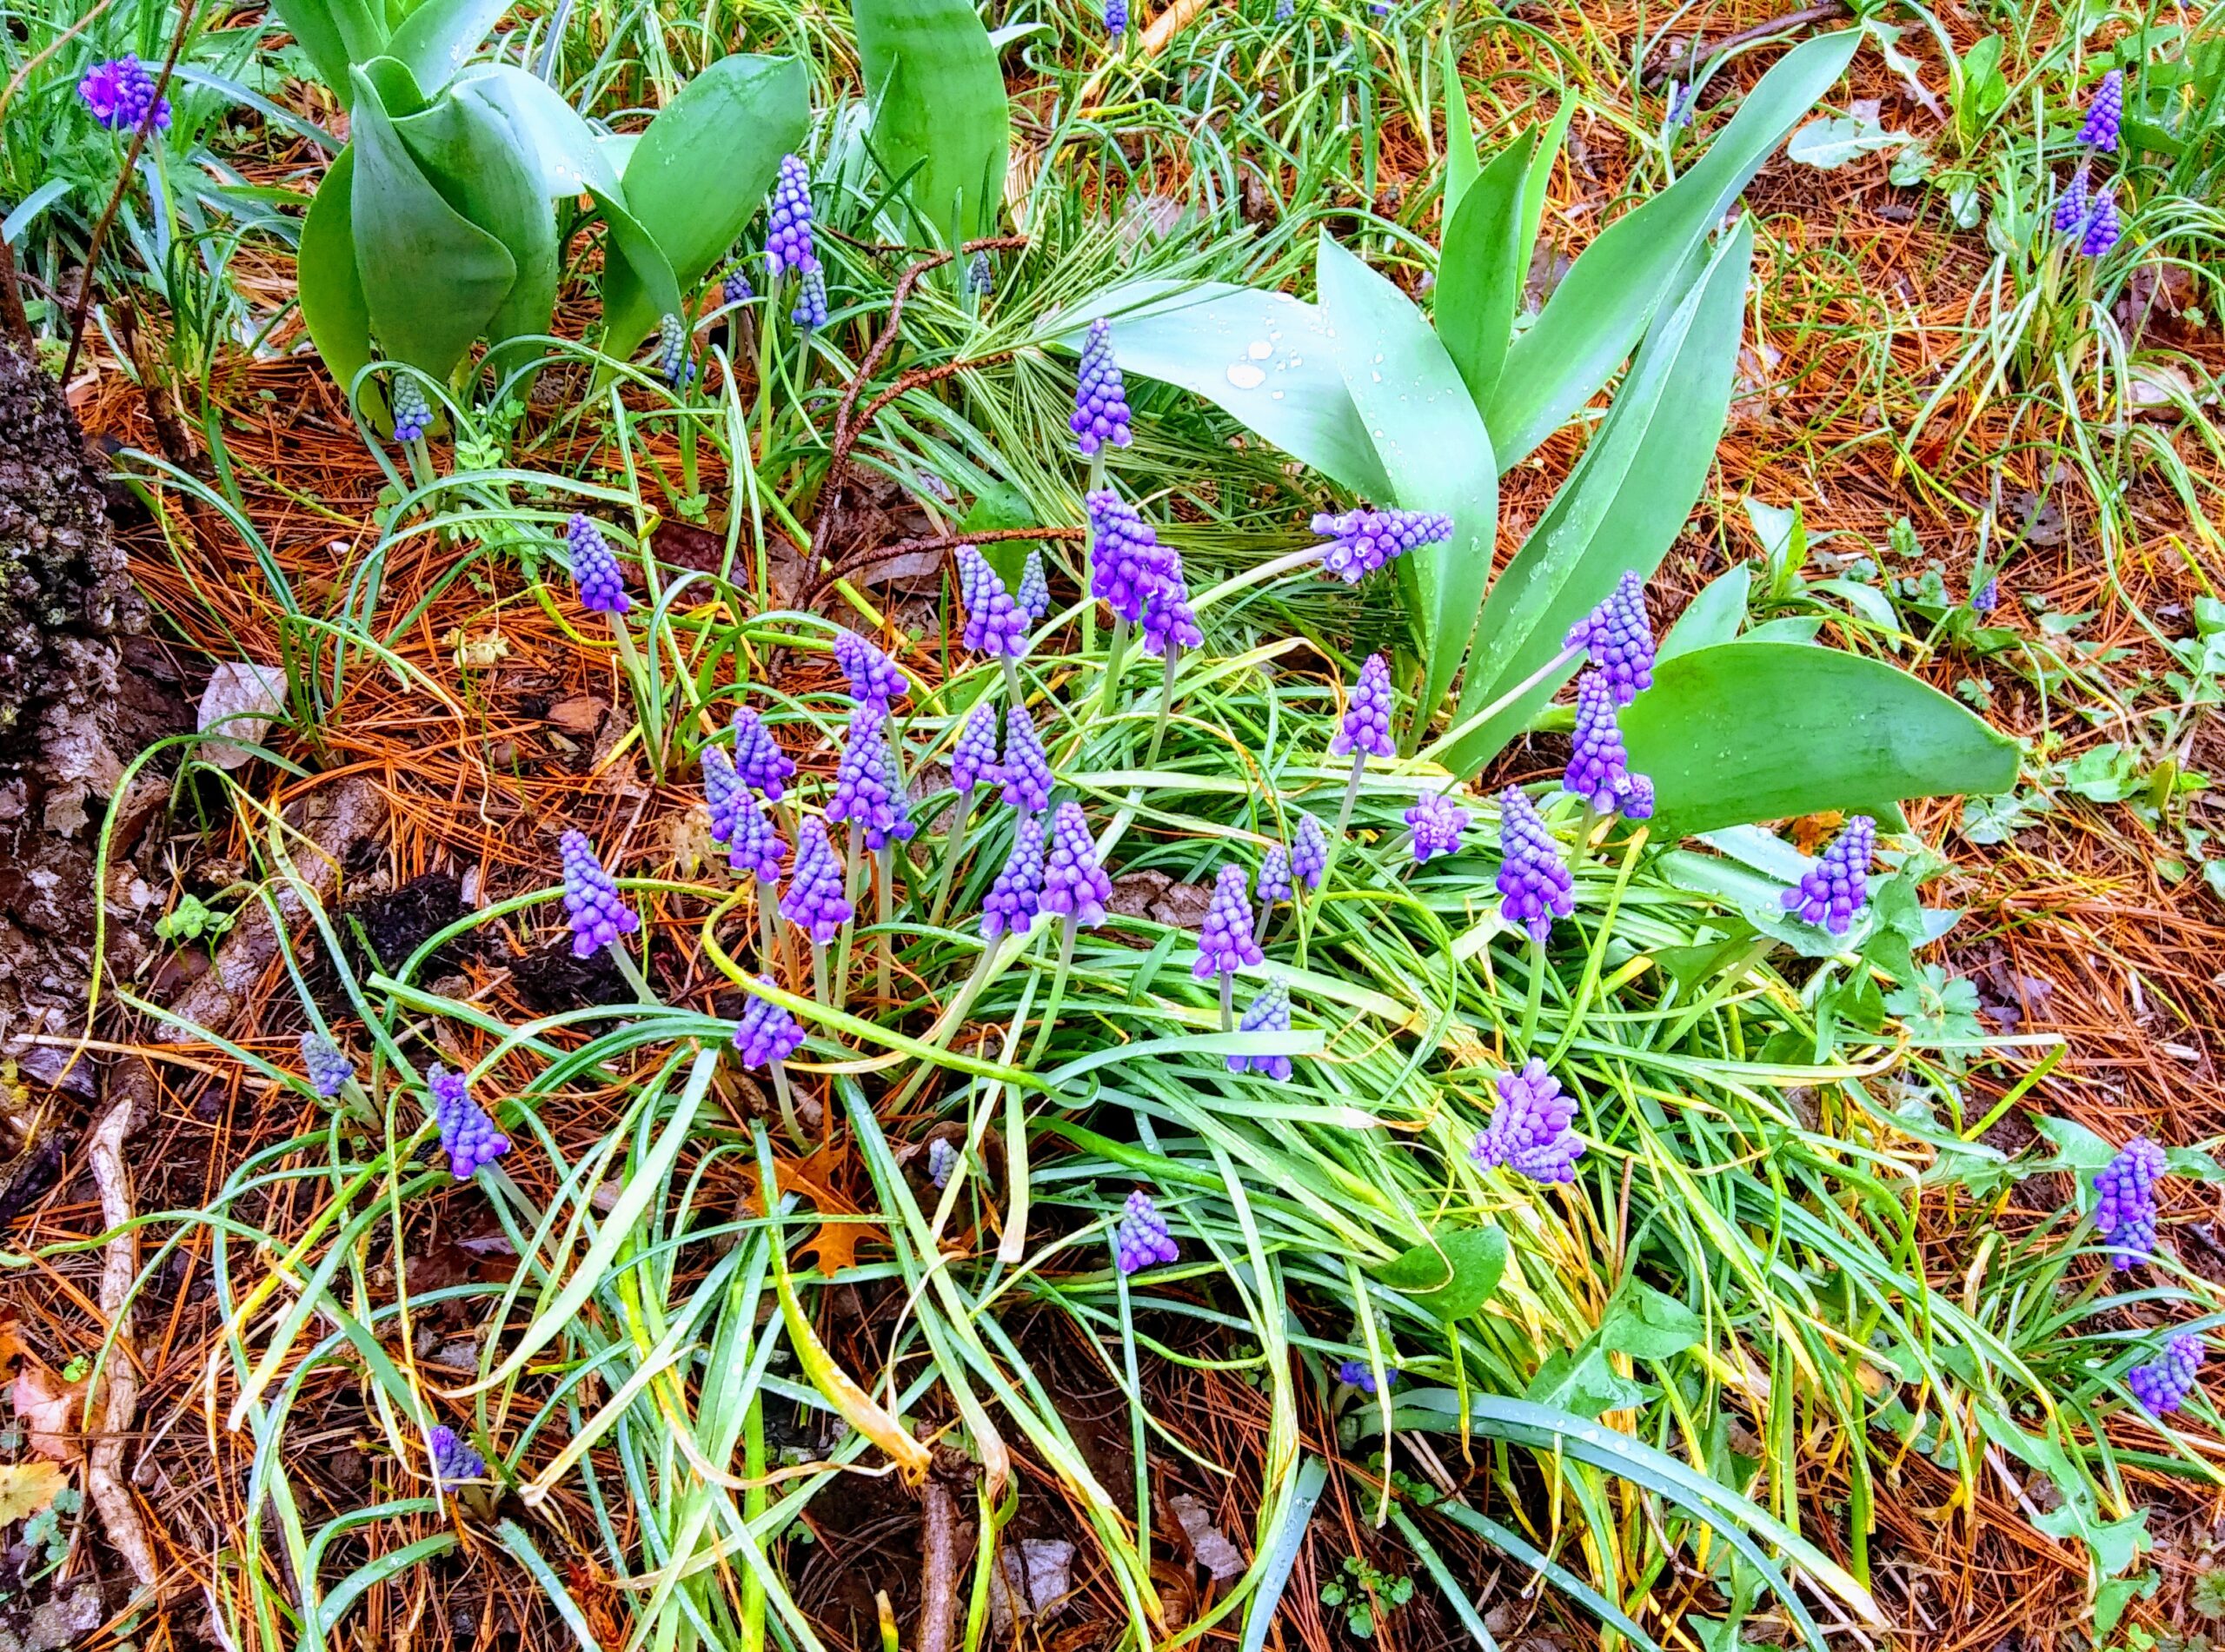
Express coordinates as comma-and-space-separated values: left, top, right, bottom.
1973, 577, 2000, 614
1405, 788, 1471, 864
1292, 814, 1327, 892
301, 1032, 354, 1100
952, 703, 1002, 794
2054, 160, 2092, 235
1112, 1190, 1179, 1274
390, 376, 431, 444
1781, 815, 1876, 936
426, 1064, 510, 1180
560, 830, 640, 958
428, 1425, 487, 1489
1471, 1058, 1584, 1184
702, 744, 745, 844
957, 544, 1030, 660
1274, 0, 1293, 17
567, 514, 631, 615
2129, 1332, 2204, 1416
1564, 570, 1655, 704
655, 313, 693, 386
1227, 975, 1293, 1082
828, 706, 900, 850
792, 265, 828, 330
1563, 670, 1653, 819
999, 700, 1054, 814
1496, 788, 1574, 943
834, 628, 907, 707
1138, 551, 1202, 659
780, 818, 853, 945
981, 815, 1046, 939
1017, 549, 1050, 624
2095, 1138, 2167, 1268
967, 250, 993, 296
766, 153, 818, 276
1086, 488, 1169, 624
2078, 187, 2122, 259
727, 794, 788, 883
1331, 654, 1396, 761
928, 1137, 960, 1188
2076, 67, 2123, 151
1193, 864, 1265, 1028
722, 261, 754, 304
733, 977, 807, 1069
1257, 845, 1293, 908
1311, 507, 1453, 583
1337, 1359, 1398, 1396
79, 55, 170, 132
1105, 0, 1128, 34
1041, 801, 1112, 930
732, 709, 796, 799
1071, 320, 1134, 459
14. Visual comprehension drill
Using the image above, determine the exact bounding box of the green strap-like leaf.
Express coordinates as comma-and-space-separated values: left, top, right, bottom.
1484, 31, 1857, 467
1434, 130, 1536, 412
1620, 640, 2020, 836
1315, 232, 1498, 724
386, 0, 510, 94
852, 0, 1010, 248
265, 0, 388, 106
1440, 33, 1478, 219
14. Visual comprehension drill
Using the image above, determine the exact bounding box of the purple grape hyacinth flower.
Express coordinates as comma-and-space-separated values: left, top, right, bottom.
2129, 1332, 2204, 1416
1227, 975, 1293, 1081
302, 1032, 353, 1099
567, 514, 631, 616
1563, 670, 1652, 818
734, 978, 807, 1068
1973, 577, 2000, 614
1139, 554, 1202, 658
1274, 0, 1293, 17
1017, 549, 1050, 624
1496, 788, 1574, 943
727, 795, 788, 883
1257, 845, 1293, 906
967, 250, 993, 296
792, 265, 829, 330
1405, 788, 1471, 863
834, 628, 907, 707
2095, 1138, 2167, 1268
780, 818, 853, 944
426, 1064, 509, 1180
722, 261, 754, 305
1311, 508, 1453, 583
1071, 320, 1134, 457
2076, 68, 2123, 151
1106, 0, 1128, 33
2078, 187, 2122, 258
1331, 654, 1396, 760
428, 1424, 487, 1488
79, 55, 169, 132
828, 707, 914, 852
1564, 570, 1655, 705
561, 830, 640, 958
703, 744, 745, 844
1292, 815, 1327, 891
1336, 1359, 1398, 1395
390, 377, 431, 443
656, 313, 694, 386
1471, 1058, 1584, 1184
952, 703, 1002, 794
1781, 815, 1876, 936
982, 816, 1046, 939
1000, 700, 1054, 814
767, 153, 819, 276
1041, 801, 1112, 928
1193, 865, 1265, 981
1112, 1190, 1179, 1273
1086, 489, 1171, 622
732, 709, 796, 800
957, 545, 1030, 658
928, 1137, 960, 1187
2054, 161, 2092, 235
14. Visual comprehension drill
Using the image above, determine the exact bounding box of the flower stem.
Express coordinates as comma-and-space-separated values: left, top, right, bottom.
875, 844, 893, 1004
930, 787, 973, 928
608, 939, 660, 1006
1519, 933, 1546, 1051
1219, 971, 1234, 1034
1145, 644, 1180, 768
609, 615, 663, 782
810, 937, 831, 1012
769, 1059, 805, 1147
1096, 614, 1131, 719
1026, 919, 1081, 1067
1000, 653, 1024, 708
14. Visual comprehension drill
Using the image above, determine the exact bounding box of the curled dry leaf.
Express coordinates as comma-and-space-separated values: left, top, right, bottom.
10, 1364, 86, 1464
196, 660, 288, 770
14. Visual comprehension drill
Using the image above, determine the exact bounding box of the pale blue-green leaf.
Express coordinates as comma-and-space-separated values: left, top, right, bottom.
1441, 32, 1478, 218
1447, 221, 1751, 775
296, 142, 378, 409
1484, 31, 1858, 466
1429, 1497, 1664, 1651
393, 85, 556, 355
1786, 112, 1909, 169
266, 0, 387, 104
585, 182, 681, 355
1740, 615, 1823, 645
1435, 132, 1535, 411
1239, 1457, 1328, 1652
1053, 281, 1391, 495
387, 0, 509, 93
1, 178, 72, 245
448, 64, 618, 198
1658, 563, 1751, 660
852, 0, 1009, 247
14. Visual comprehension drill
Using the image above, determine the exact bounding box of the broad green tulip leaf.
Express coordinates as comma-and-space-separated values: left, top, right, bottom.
1621, 640, 2020, 836
347, 63, 515, 379
599, 52, 807, 358
394, 85, 555, 359
296, 142, 378, 411
266, 0, 387, 104
387, 0, 509, 94
1519, 98, 1574, 264
1448, 221, 1750, 775
1372, 1225, 1508, 1321
584, 183, 681, 352
1485, 31, 1858, 467
449, 64, 618, 199
355, 53, 428, 117
1435, 130, 1536, 412
1657, 563, 1751, 661
1053, 281, 1391, 498
1315, 232, 1498, 723
852, 0, 1009, 248
1440, 32, 1478, 218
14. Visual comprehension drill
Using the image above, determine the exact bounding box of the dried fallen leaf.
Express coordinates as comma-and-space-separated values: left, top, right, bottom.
547, 696, 608, 736
1169, 1493, 1246, 1581
11, 1366, 86, 1463
196, 660, 287, 770
0, 1459, 68, 1523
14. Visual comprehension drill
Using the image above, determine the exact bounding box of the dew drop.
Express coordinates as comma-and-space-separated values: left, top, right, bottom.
1225, 362, 1268, 389
1247, 340, 1272, 361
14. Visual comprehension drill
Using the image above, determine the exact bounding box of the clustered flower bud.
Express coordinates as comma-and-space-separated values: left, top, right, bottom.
1405, 788, 1471, 863
1779, 815, 1875, 936
732, 709, 796, 799
1564, 571, 1655, 705
767, 153, 819, 276
1310, 508, 1453, 583
2129, 1332, 2204, 1416
1336, 1359, 1398, 1395
828, 707, 915, 851
780, 819, 853, 944
1071, 320, 1134, 456
1496, 788, 1574, 943
1112, 1189, 1179, 1273
727, 794, 788, 883
301, 1032, 354, 1099
952, 703, 1002, 794
1292, 815, 1327, 891
1041, 801, 1112, 929
1563, 670, 1652, 818
1471, 1058, 1584, 1184
1193, 865, 1265, 981
560, 830, 640, 957
1227, 975, 1293, 1081
793, 265, 829, 329
426, 1064, 510, 1179
928, 1137, 960, 1187
656, 313, 694, 386
1017, 550, 1051, 624
1086, 489, 1172, 623
390, 376, 431, 443
957, 545, 1031, 659
2095, 1138, 2167, 1269
568, 514, 632, 616
733, 977, 807, 1068
982, 817, 1046, 939
428, 1424, 487, 1488
834, 629, 907, 707
1331, 654, 1396, 760
2076, 67, 2123, 151
1256, 845, 1293, 906
79, 55, 170, 132
1000, 701, 1054, 814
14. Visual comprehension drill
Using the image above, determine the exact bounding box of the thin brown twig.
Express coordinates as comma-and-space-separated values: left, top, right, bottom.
1641, 1, 1850, 86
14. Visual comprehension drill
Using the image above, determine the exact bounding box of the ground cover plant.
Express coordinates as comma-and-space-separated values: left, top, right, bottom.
2, 1, 2223, 1650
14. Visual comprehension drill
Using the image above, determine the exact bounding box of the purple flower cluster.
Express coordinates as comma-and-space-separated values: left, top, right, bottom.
301, 1032, 353, 1099
1071, 320, 1134, 457
1311, 508, 1453, 583
727, 795, 788, 882
2095, 1138, 2167, 1268
1086, 489, 1172, 622
1105, 0, 1128, 34
1405, 789, 1471, 863
1113, 1190, 1179, 1274
1017, 550, 1050, 623
428, 1424, 487, 1488
2054, 161, 2091, 234
1227, 975, 1293, 1081
2078, 188, 2122, 258
1139, 554, 1202, 658
967, 251, 993, 296
567, 514, 631, 616
656, 313, 693, 386
793, 265, 829, 330
732, 709, 796, 799
560, 830, 641, 957
780, 819, 853, 944
426, 1064, 510, 1180
390, 377, 430, 443
79, 55, 170, 132
1336, 1359, 1398, 1395
1000, 701, 1054, 813
703, 744, 746, 843
2129, 1333, 2204, 1416
952, 703, 1002, 793
1564, 571, 1656, 705
734, 978, 807, 1068
1496, 788, 1574, 943
1564, 671, 1652, 818
957, 545, 1030, 659
1471, 1058, 1584, 1184
1041, 801, 1112, 929
1194, 865, 1265, 981
1780, 815, 1875, 936
834, 629, 907, 707
928, 1137, 960, 1187
1973, 577, 2000, 615
1257, 845, 1293, 906
1292, 815, 1327, 891
767, 154, 818, 276
1331, 654, 1396, 760
2076, 68, 2123, 151
982, 817, 1046, 939
723, 261, 754, 304
829, 708, 916, 852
